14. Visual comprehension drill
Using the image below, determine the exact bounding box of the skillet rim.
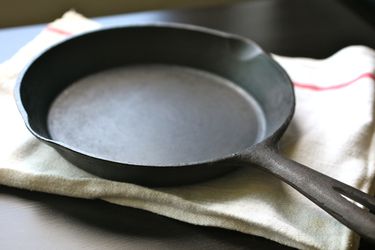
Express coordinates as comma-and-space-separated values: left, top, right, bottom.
14, 22, 296, 168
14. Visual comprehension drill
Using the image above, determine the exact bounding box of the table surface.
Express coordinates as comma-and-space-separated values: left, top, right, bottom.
1, 0, 375, 249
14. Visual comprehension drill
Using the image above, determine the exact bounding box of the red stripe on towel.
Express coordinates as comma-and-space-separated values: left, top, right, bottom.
46, 25, 73, 36
293, 72, 375, 91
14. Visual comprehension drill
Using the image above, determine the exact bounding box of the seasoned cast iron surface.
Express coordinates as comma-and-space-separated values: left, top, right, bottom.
48, 64, 266, 165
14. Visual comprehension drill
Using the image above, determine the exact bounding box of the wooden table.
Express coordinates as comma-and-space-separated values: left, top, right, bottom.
1, 0, 374, 249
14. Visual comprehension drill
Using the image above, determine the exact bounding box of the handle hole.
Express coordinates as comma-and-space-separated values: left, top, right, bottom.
334, 186, 375, 213
339, 193, 364, 209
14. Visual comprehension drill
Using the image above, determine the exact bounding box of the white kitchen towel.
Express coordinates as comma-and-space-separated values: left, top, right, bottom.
0, 11, 374, 250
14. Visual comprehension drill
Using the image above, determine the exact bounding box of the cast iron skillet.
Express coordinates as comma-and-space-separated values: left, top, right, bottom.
15, 23, 375, 240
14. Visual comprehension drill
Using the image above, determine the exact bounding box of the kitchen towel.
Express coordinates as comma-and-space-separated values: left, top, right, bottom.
1, 11, 374, 250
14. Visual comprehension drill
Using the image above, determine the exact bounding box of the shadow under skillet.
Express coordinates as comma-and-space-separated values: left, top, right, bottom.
0, 185, 293, 250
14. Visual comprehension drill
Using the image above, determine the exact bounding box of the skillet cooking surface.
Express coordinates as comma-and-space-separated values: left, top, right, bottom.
48, 64, 266, 165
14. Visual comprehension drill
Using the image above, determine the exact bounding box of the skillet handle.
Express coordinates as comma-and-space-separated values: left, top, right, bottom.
244, 144, 375, 242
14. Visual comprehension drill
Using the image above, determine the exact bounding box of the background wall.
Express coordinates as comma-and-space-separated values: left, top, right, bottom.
0, 0, 242, 28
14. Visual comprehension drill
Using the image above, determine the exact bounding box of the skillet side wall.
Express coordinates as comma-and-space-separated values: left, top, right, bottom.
51, 142, 241, 186
17, 26, 295, 185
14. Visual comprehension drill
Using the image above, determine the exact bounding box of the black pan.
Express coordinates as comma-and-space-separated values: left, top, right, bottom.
15, 23, 375, 240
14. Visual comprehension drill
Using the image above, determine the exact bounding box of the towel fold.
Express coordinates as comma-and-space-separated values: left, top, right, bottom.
1, 11, 374, 250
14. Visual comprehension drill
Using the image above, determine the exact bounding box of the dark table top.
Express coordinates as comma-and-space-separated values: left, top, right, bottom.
1, 0, 374, 249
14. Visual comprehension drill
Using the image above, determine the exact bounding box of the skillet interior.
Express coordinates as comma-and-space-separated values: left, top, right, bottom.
47, 64, 266, 165
16, 25, 294, 185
